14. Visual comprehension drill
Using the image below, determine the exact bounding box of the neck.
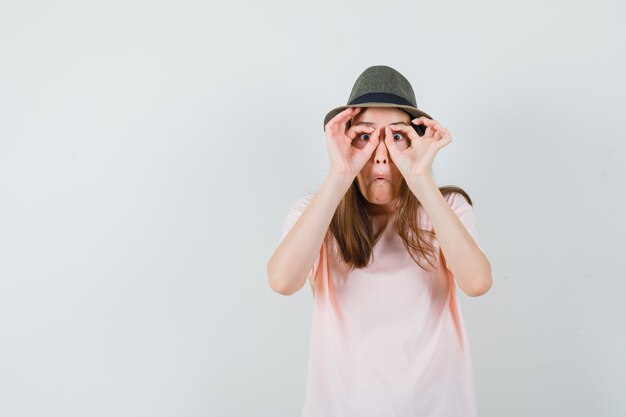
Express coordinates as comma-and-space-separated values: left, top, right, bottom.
366, 197, 400, 216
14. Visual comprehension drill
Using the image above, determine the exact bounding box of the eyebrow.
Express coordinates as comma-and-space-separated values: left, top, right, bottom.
353, 121, 409, 126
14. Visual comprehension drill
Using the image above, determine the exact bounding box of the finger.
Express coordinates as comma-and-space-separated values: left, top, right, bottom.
361, 127, 380, 155
387, 124, 419, 142
431, 123, 447, 140
345, 125, 375, 141
411, 116, 437, 125
413, 117, 436, 137
436, 126, 451, 141
412, 118, 442, 136
384, 126, 400, 159
418, 119, 446, 138
326, 107, 360, 132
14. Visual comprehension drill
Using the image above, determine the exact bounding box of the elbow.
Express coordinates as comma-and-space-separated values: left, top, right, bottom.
455, 258, 493, 297
266, 261, 296, 296
267, 275, 295, 296
467, 257, 493, 297
467, 274, 493, 297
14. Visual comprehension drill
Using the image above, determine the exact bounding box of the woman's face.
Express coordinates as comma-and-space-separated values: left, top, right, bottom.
350, 107, 411, 213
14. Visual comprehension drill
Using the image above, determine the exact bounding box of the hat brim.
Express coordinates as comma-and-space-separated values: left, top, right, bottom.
323, 102, 434, 131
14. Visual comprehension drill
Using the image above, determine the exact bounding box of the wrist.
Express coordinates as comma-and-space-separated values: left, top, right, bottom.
325, 171, 355, 193
406, 173, 437, 198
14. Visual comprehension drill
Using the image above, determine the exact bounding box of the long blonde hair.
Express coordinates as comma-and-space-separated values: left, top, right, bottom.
328, 180, 473, 271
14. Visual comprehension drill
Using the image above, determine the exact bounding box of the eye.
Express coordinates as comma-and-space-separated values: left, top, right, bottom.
358, 133, 371, 141
393, 132, 405, 141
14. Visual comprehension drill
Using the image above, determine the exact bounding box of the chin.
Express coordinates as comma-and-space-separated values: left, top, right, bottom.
364, 189, 395, 205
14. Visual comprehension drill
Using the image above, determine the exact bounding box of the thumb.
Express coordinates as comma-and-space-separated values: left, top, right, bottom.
361, 128, 380, 158
384, 126, 400, 161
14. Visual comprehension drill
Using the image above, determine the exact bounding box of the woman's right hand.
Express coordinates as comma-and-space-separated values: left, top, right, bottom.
324, 107, 380, 180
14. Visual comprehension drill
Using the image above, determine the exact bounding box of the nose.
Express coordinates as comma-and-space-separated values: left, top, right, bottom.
374, 128, 389, 164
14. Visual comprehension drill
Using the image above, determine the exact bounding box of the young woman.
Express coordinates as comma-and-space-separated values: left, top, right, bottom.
267, 65, 492, 417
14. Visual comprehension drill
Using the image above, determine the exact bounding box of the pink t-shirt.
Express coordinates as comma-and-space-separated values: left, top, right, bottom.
278, 191, 486, 417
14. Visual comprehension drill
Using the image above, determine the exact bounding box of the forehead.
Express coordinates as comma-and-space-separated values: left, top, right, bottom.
352, 107, 410, 124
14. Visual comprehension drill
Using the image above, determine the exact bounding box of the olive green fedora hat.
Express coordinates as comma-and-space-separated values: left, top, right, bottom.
323, 65, 434, 131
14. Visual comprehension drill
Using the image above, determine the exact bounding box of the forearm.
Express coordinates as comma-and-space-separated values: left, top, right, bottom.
406, 174, 492, 296
267, 173, 353, 295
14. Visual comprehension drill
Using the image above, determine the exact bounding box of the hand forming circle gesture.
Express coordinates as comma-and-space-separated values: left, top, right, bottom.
384, 116, 452, 178
324, 107, 381, 179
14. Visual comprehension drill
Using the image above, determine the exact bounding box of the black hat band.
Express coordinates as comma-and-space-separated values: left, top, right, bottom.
348, 92, 414, 107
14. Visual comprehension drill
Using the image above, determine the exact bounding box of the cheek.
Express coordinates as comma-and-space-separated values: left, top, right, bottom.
355, 172, 370, 192
355, 175, 365, 190
391, 166, 404, 185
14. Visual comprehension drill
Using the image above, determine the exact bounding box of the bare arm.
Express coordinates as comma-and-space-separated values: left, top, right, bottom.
267, 173, 352, 295
385, 116, 492, 297
407, 175, 492, 297
268, 106, 381, 295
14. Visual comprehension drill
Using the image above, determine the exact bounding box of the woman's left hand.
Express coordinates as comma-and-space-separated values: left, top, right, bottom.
384, 116, 452, 178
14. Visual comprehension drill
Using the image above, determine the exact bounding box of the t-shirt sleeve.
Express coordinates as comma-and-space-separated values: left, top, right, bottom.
277, 193, 322, 287
442, 191, 486, 269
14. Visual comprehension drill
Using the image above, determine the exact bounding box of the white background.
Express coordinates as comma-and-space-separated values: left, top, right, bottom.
1, 0, 624, 416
